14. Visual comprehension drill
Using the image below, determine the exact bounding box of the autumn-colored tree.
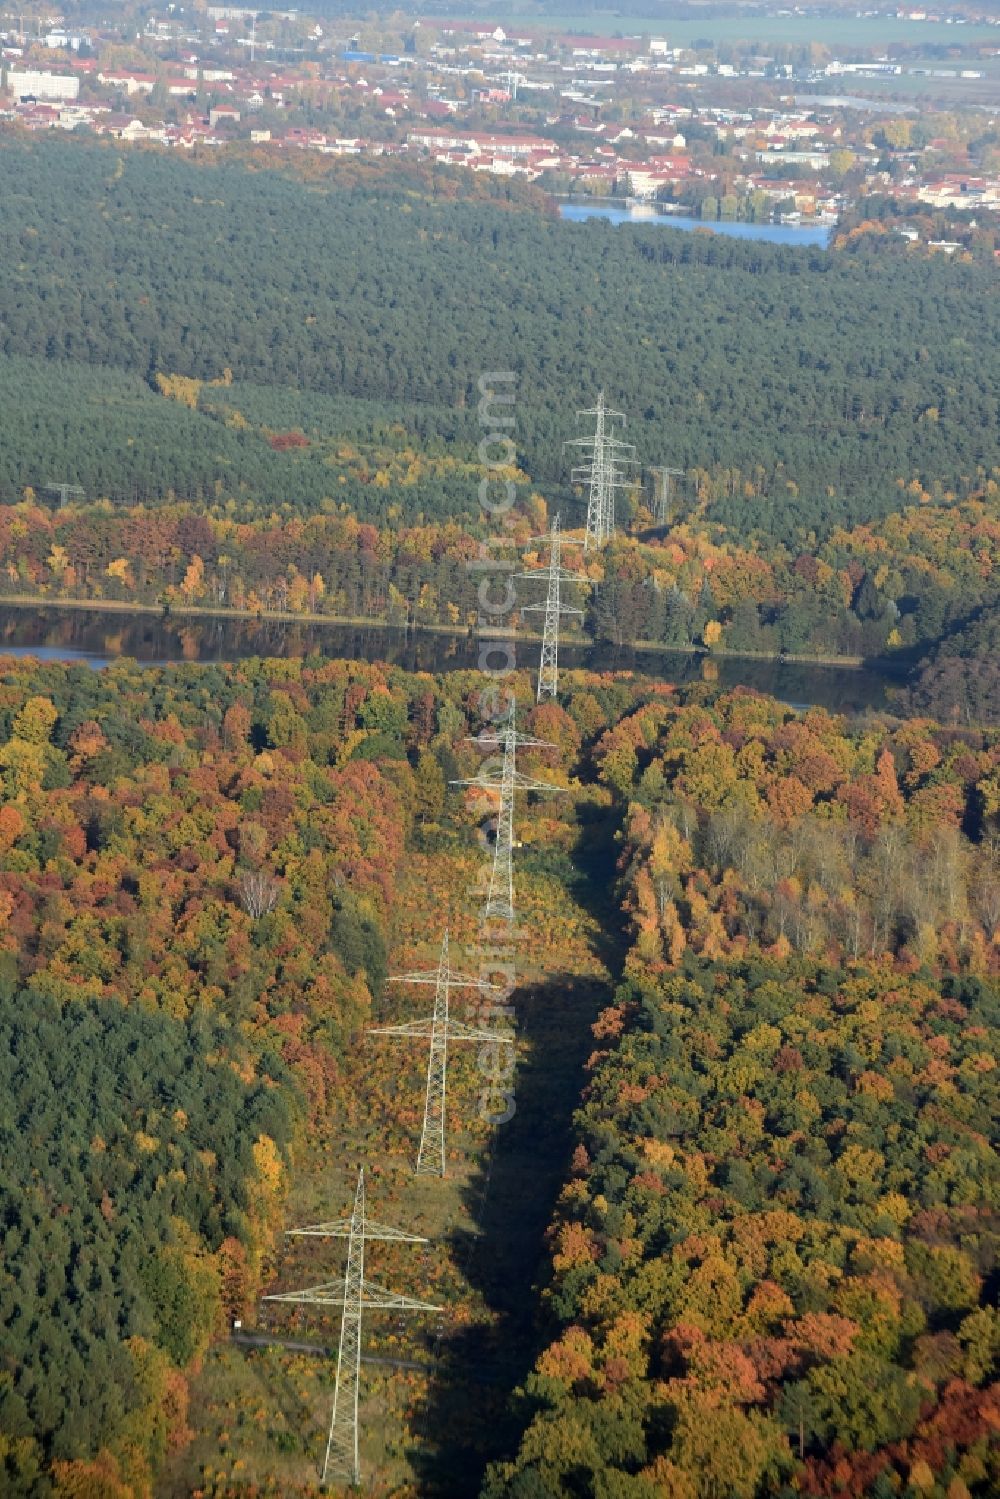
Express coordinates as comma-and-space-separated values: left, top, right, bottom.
51, 1449, 133, 1499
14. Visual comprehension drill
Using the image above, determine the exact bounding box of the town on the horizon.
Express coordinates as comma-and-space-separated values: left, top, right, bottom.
3, 2, 1000, 248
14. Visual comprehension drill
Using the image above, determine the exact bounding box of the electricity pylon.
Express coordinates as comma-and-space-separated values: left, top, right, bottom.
651, 466, 684, 527
45, 481, 85, 510
263, 1167, 441, 1489
370, 928, 512, 1176
573, 390, 618, 549
518, 512, 588, 701
452, 699, 564, 924
565, 391, 637, 551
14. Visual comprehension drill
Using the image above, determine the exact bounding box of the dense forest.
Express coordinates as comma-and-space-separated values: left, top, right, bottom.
595, 689, 1000, 966
483, 958, 1000, 1499
1, 138, 998, 545
483, 687, 1000, 1499
0, 356, 491, 525
0, 125, 998, 1498
0, 650, 636, 1494
906, 600, 1000, 728
0, 648, 994, 1494
0, 993, 293, 1495
0, 650, 447, 1494
0, 138, 997, 717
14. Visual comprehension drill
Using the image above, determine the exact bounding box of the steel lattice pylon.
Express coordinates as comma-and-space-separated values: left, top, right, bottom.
370, 929, 512, 1176
452, 699, 564, 924
518, 512, 588, 701
651, 466, 685, 528
263, 1167, 441, 1489
565, 391, 637, 550
582, 391, 611, 548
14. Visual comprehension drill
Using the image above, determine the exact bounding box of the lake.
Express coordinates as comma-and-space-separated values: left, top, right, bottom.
559, 203, 833, 246
0, 604, 904, 716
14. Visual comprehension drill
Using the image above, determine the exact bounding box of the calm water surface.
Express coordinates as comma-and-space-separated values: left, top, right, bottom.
559, 203, 834, 246
0, 605, 904, 716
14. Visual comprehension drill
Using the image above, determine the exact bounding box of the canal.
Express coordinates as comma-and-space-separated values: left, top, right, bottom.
0, 604, 906, 716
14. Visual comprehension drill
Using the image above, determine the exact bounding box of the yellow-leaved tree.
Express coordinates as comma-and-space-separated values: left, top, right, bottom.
154, 372, 202, 409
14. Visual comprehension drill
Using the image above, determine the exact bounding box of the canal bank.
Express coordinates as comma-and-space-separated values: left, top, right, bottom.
0, 597, 907, 715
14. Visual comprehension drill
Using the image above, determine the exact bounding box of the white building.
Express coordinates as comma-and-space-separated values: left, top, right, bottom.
6, 68, 79, 100
98, 70, 155, 94
44, 31, 89, 51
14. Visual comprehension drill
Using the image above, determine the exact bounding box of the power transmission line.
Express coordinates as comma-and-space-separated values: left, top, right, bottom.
263, 1167, 441, 1488
565, 391, 637, 551
452, 699, 564, 924
517, 512, 588, 701
44, 482, 85, 510
650, 466, 685, 527
370, 928, 512, 1176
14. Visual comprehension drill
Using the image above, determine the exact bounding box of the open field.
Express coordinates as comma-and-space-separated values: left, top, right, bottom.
454, 8, 999, 49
